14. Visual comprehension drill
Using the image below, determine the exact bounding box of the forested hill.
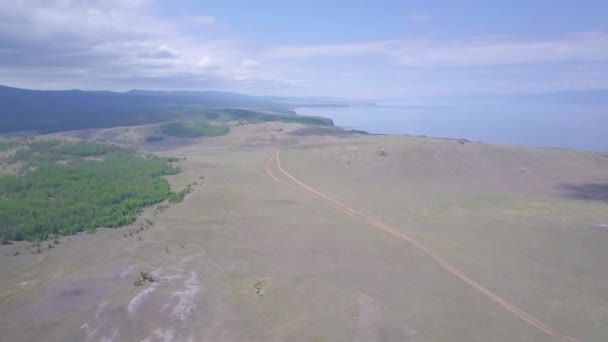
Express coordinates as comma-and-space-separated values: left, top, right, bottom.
0, 85, 351, 134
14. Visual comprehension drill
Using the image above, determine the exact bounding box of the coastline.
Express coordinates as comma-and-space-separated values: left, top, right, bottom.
294, 105, 608, 152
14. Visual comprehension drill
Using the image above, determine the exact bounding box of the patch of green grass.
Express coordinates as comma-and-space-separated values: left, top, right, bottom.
168, 183, 194, 203
0, 140, 20, 152
144, 135, 164, 142
198, 108, 334, 126
160, 121, 229, 138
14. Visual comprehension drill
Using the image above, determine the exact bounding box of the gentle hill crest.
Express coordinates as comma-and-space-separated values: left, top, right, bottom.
0, 85, 353, 134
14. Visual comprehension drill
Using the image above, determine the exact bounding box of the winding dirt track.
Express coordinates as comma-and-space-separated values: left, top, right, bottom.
264, 128, 581, 342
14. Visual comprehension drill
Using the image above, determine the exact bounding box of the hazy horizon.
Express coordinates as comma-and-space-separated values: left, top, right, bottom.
297, 101, 608, 151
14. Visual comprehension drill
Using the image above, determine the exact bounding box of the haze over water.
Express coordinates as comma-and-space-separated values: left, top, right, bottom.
297, 100, 608, 152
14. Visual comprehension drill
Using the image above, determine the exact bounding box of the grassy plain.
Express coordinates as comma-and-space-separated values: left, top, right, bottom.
0, 122, 607, 341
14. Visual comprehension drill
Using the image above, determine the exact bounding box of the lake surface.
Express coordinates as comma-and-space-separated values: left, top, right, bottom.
296, 101, 608, 151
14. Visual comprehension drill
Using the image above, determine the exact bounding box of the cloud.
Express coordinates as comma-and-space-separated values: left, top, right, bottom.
0, 0, 180, 69
240, 59, 260, 68
197, 56, 220, 70
388, 32, 608, 67
0, 1, 606, 97
264, 41, 392, 59
0, 1, 285, 91
190, 15, 216, 25
264, 32, 608, 67
137, 45, 180, 59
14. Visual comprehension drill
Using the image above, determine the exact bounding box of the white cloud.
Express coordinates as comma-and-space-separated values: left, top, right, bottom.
388, 32, 608, 67
0, 1, 607, 97
264, 32, 608, 67
137, 45, 180, 59
240, 59, 260, 68
197, 56, 217, 69
0, 1, 278, 90
190, 15, 216, 25
264, 41, 392, 59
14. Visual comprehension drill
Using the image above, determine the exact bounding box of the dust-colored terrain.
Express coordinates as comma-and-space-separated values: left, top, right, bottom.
1, 123, 608, 341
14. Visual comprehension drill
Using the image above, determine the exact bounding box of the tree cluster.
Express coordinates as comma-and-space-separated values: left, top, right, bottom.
0, 140, 180, 242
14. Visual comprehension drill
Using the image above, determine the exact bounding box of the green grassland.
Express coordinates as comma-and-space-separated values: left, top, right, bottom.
0, 140, 182, 242
160, 121, 230, 138
0, 140, 20, 152
155, 109, 333, 140
198, 108, 333, 126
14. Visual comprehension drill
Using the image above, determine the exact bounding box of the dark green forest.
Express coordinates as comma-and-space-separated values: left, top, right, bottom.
0, 140, 183, 242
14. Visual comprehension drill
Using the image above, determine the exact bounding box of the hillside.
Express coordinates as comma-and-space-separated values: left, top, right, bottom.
0, 85, 342, 134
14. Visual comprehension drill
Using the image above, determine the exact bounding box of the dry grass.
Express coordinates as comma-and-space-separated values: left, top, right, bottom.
0, 122, 606, 341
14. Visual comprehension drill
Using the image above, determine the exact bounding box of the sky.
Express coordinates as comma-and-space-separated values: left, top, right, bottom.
0, 0, 607, 98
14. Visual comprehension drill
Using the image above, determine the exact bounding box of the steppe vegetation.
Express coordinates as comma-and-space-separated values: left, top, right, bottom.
198, 108, 333, 126
160, 121, 229, 138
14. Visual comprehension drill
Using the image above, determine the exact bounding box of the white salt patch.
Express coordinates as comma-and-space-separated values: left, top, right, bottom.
79, 323, 97, 341
120, 264, 138, 279
100, 328, 119, 342
170, 272, 201, 321
141, 328, 175, 342
128, 284, 157, 315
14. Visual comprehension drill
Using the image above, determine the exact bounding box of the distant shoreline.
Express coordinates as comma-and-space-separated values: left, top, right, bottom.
295, 105, 608, 152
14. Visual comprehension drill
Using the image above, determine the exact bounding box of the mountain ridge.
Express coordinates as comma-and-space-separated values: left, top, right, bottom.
0, 85, 351, 133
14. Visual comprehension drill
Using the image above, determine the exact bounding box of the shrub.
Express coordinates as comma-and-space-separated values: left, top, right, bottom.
145, 135, 164, 142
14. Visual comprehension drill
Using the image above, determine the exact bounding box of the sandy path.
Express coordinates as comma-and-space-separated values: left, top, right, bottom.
265, 127, 580, 342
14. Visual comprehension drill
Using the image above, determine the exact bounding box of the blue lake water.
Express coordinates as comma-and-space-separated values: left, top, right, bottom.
296, 102, 608, 152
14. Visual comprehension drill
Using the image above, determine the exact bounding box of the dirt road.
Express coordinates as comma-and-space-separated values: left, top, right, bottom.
264, 127, 581, 342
